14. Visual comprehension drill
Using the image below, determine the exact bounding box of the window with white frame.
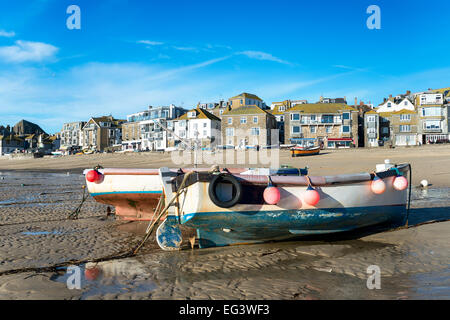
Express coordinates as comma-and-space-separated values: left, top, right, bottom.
228, 117, 232, 124
291, 113, 300, 121
326, 126, 332, 133
253, 116, 258, 123
343, 112, 350, 120
367, 115, 376, 122
251, 127, 260, 136
310, 126, 316, 133
291, 126, 301, 134
424, 120, 441, 130
367, 127, 376, 133
399, 125, 411, 132
400, 114, 411, 121
240, 117, 247, 124
226, 128, 234, 136
422, 107, 441, 117
279, 106, 285, 112
342, 125, 350, 133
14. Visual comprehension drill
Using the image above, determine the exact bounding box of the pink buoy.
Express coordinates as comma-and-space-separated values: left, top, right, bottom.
393, 176, 408, 191
304, 185, 320, 206
263, 186, 281, 205
371, 177, 386, 194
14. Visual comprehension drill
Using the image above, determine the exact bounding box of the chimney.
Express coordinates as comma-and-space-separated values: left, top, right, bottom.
383, 98, 387, 103
389, 94, 392, 99
354, 97, 357, 107
406, 90, 411, 95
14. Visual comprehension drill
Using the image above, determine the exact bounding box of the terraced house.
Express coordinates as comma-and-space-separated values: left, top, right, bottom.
82, 116, 125, 152
169, 107, 221, 148
365, 110, 419, 147
416, 89, 450, 144
284, 103, 359, 148
221, 105, 277, 148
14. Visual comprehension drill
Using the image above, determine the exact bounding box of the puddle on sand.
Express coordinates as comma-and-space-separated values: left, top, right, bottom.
51, 262, 158, 299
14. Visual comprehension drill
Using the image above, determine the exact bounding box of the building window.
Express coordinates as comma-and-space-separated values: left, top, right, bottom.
253, 116, 258, 123
400, 114, 411, 121
342, 125, 350, 133
203, 123, 207, 128
326, 126, 332, 133
292, 126, 301, 133
310, 127, 316, 133
367, 116, 376, 122
322, 115, 334, 123
203, 130, 207, 136
220, 110, 224, 115
387, 103, 392, 108
399, 125, 411, 132
422, 107, 441, 117
279, 106, 285, 112
240, 117, 247, 124
291, 113, 300, 121
228, 117, 232, 124
251, 127, 260, 136
343, 112, 350, 120
226, 128, 234, 136
424, 120, 441, 130
382, 127, 389, 134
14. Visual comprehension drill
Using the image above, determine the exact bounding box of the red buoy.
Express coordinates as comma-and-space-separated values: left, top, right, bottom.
304, 185, 320, 206
86, 170, 103, 183
393, 176, 408, 191
371, 177, 386, 194
263, 186, 281, 205
84, 266, 100, 281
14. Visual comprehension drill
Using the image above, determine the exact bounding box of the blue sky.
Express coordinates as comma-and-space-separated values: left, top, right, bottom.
0, 0, 449, 133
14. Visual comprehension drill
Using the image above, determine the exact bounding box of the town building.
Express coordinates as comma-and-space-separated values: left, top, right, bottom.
416, 90, 450, 144
284, 103, 359, 148
138, 105, 186, 151
221, 105, 277, 148
0, 135, 24, 155
169, 107, 221, 149
82, 115, 125, 152
228, 93, 266, 109
61, 121, 86, 149
198, 100, 231, 118
121, 121, 141, 151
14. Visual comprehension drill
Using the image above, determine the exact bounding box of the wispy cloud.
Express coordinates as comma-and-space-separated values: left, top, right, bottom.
333, 64, 368, 72
0, 30, 15, 38
237, 51, 292, 65
137, 40, 164, 46
172, 46, 199, 52
0, 40, 58, 63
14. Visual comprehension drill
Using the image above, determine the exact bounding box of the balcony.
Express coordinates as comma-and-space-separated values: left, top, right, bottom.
423, 127, 442, 133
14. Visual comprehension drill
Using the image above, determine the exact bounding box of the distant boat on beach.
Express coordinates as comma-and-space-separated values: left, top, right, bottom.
84, 161, 411, 250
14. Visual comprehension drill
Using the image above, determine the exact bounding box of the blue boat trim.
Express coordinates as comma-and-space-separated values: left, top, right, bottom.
91, 190, 163, 197
177, 204, 406, 248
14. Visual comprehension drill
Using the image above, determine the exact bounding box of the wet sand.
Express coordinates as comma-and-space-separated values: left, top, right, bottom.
1, 144, 450, 187
0, 169, 449, 300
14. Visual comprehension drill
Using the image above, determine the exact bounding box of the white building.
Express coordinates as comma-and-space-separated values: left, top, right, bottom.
60, 121, 86, 149
170, 108, 221, 149
376, 98, 415, 113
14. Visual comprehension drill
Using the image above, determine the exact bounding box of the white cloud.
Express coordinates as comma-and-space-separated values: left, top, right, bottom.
0, 30, 15, 37
0, 40, 58, 63
137, 40, 164, 46
237, 51, 291, 65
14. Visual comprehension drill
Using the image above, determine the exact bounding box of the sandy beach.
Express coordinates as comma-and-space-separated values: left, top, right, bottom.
0, 145, 449, 299
1, 144, 450, 187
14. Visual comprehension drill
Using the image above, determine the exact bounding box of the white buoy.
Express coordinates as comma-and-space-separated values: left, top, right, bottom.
420, 180, 428, 188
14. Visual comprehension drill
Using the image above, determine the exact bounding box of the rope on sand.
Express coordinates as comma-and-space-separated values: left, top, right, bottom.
0, 171, 194, 277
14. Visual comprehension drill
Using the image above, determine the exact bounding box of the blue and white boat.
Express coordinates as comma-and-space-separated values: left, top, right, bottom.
155, 163, 411, 250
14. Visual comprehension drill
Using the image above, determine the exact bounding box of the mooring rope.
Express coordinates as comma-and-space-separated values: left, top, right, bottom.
0, 171, 195, 277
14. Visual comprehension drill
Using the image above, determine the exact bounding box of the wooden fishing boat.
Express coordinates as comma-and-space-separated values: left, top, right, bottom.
153, 163, 411, 250
83, 167, 304, 220
290, 145, 320, 157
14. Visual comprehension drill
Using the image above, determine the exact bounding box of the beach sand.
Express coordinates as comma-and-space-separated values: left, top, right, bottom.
0, 146, 449, 300
1, 144, 450, 187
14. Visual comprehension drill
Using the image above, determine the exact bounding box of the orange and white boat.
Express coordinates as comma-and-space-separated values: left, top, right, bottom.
290, 145, 320, 157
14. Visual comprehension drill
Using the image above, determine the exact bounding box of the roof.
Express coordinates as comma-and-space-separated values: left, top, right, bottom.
229, 92, 262, 101
286, 103, 357, 114
377, 109, 416, 117
174, 108, 221, 121
222, 105, 272, 116
269, 104, 287, 115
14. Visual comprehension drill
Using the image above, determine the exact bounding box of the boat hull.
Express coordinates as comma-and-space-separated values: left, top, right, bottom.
290, 147, 320, 157
174, 173, 409, 248
84, 169, 163, 220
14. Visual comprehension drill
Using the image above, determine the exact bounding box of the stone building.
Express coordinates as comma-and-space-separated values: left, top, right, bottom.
82, 116, 125, 152
221, 105, 277, 148
284, 103, 359, 148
